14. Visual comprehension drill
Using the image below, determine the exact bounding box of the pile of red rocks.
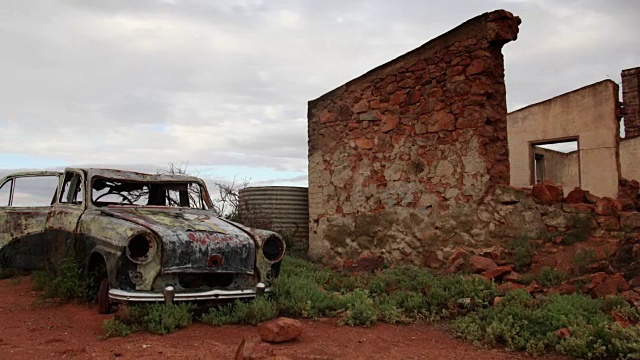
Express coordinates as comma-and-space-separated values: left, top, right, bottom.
442, 245, 640, 305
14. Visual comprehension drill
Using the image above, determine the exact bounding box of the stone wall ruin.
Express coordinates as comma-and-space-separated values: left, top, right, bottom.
307, 10, 521, 264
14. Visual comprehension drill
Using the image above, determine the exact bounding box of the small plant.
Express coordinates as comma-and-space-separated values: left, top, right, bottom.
574, 248, 596, 275
341, 289, 377, 327
272, 258, 347, 318
536, 267, 565, 287
102, 319, 132, 338
506, 236, 540, 272
32, 254, 93, 302
130, 303, 194, 335
201, 297, 278, 326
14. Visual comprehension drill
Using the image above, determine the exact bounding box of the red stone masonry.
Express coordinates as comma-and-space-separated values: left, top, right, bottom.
307, 10, 520, 263
622, 67, 640, 138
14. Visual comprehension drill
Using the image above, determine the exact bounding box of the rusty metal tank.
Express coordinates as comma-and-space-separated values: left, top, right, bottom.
238, 186, 309, 250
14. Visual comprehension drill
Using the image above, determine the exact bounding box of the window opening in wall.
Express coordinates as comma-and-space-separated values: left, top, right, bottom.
531, 139, 580, 191
534, 153, 545, 183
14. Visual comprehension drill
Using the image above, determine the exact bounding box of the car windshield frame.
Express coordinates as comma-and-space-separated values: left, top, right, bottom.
90, 176, 209, 209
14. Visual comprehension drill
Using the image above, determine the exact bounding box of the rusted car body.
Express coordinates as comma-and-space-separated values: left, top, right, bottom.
0, 168, 285, 312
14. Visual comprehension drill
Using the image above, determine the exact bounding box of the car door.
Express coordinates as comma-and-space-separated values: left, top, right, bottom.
44, 170, 87, 265
0, 172, 62, 270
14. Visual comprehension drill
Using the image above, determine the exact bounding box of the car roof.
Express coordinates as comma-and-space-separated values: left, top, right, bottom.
67, 168, 203, 183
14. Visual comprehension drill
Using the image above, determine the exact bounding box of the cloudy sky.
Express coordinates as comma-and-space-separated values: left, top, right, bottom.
1, 0, 638, 188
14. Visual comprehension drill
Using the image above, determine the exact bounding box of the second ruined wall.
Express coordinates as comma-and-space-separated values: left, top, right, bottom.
507, 81, 621, 198
308, 10, 521, 264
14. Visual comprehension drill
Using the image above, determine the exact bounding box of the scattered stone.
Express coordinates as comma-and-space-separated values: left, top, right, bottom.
448, 258, 465, 273
565, 187, 587, 204
448, 247, 469, 262
498, 282, 525, 292
482, 265, 512, 280
258, 318, 303, 343
555, 328, 571, 339
612, 312, 635, 328
585, 192, 601, 204
594, 197, 622, 216
629, 275, 640, 288
526, 280, 543, 294
591, 273, 630, 298
532, 181, 563, 204
550, 283, 577, 295
354, 251, 385, 272
492, 296, 503, 305
620, 212, 640, 231
618, 198, 637, 212
468, 255, 498, 273
503, 271, 521, 283
572, 272, 608, 293
585, 260, 615, 274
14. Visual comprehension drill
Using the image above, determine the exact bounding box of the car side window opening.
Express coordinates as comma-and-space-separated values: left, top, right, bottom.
10, 176, 60, 207
0, 178, 13, 206
59, 173, 84, 205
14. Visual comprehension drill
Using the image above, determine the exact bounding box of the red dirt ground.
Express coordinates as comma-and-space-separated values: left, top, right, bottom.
0, 276, 566, 360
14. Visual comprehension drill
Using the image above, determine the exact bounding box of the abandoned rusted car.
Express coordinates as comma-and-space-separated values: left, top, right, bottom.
0, 168, 285, 313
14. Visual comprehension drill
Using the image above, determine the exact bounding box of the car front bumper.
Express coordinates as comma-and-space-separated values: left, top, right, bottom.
108, 284, 271, 303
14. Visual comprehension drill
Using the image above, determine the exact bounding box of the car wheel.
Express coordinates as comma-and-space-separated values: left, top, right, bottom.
97, 277, 114, 314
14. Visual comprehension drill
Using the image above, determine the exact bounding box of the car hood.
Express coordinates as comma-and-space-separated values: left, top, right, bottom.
101, 207, 256, 274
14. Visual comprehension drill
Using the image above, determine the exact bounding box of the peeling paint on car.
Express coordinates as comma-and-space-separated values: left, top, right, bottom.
0, 168, 285, 306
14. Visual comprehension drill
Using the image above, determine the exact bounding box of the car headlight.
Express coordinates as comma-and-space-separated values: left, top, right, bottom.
126, 234, 156, 264
262, 235, 285, 262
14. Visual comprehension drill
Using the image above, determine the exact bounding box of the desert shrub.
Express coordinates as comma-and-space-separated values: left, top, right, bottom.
129, 303, 194, 335
557, 323, 640, 359
536, 267, 566, 287
102, 319, 132, 338
367, 265, 436, 295
201, 297, 278, 326
506, 236, 540, 272
452, 290, 640, 357
341, 289, 377, 327
32, 254, 93, 302
272, 257, 348, 318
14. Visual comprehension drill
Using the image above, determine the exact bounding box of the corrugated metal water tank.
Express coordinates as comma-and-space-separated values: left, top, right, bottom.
238, 186, 309, 248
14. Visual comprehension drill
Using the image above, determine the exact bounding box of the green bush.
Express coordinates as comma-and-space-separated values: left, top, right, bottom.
201, 297, 278, 326
272, 258, 347, 318
536, 267, 566, 287
102, 319, 132, 338
130, 303, 194, 335
506, 236, 540, 272
341, 289, 377, 327
32, 255, 93, 302
452, 290, 640, 358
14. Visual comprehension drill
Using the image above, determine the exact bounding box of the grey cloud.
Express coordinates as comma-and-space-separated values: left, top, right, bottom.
0, 0, 638, 182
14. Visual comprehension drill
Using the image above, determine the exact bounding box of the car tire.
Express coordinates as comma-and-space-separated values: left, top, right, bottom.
97, 278, 113, 314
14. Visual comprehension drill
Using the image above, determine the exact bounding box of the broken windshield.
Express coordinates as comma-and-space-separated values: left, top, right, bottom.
91, 177, 207, 209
